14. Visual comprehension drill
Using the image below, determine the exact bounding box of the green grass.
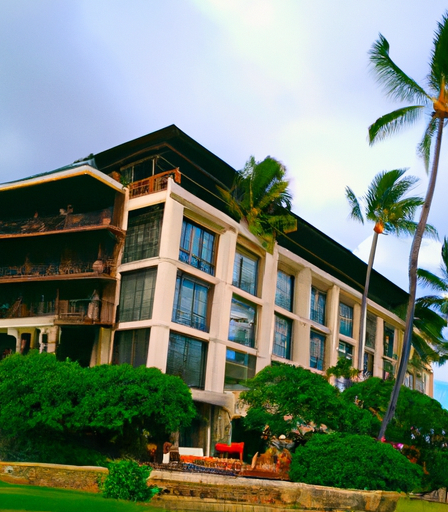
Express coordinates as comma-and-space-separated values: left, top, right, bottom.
0, 480, 166, 512
396, 498, 448, 511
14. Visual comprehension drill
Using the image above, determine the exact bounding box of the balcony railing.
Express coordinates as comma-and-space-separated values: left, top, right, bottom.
0, 297, 114, 324
129, 169, 181, 199
56, 298, 114, 324
0, 299, 55, 319
0, 207, 113, 236
0, 259, 115, 280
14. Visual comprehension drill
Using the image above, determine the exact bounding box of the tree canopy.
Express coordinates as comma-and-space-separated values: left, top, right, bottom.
239, 362, 377, 437
217, 156, 297, 252
0, 352, 195, 462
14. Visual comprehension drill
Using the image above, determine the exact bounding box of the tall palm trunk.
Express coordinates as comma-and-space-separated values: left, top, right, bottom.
358, 231, 380, 371
378, 117, 444, 440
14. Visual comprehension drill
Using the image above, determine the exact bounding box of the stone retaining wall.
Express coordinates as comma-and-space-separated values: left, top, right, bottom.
0, 461, 430, 511
0, 461, 107, 492
149, 469, 404, 511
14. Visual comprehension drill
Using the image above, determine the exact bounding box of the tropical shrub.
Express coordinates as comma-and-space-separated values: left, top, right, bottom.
0, 351, 196, 463
239, 362, 378, 437
289, 433, 423, 492
100, 460, 158, 502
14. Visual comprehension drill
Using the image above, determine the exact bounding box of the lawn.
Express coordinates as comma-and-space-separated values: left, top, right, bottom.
0, 480, 166, 512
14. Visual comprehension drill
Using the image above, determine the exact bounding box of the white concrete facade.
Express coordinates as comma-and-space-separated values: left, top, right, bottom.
112, 176, 433, 453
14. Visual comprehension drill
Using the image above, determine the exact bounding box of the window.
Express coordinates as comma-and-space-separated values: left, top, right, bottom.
310, 330, 325, 370
275, 270, 294, 311
363, 351, 374, 377
172, 273, 210, 332
339, 303, 353, 337
228, 296, 256, 348
383, 359, 394, 380
166, 333, 207, 389
273, 314, 292, 359
415, 373, 426, 393
310, 287, 326, 325
365, 312, 377, 349
404, 372, 414, 390
224, 349, 256, 390
338, 341, 353, 361
123, 205, 163, 263
233, 248, 258, 295
113, 329, 149, 367
383, 324, 395, 358
119, 268, 157, 322
179, 219, 216, 275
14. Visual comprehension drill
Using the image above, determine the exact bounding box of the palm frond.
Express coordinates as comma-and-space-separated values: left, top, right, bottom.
429, 11, 448, 91
417, 268, 448, 292
368, 106, 425, 144
345, 186, 364, 223
369, 34, 430, 103
417, 114, 438, 172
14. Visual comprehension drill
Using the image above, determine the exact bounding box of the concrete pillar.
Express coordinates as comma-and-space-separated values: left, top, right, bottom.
326, 285, 340, 369
293, 267, 312, 367
352, 303, 361, 370
373, 316, 384, 377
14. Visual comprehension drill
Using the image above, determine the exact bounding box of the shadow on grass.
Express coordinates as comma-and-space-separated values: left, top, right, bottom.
0, 480, 165, 512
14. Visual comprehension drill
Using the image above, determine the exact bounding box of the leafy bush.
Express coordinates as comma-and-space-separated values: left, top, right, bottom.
0, 434, 107, 466
100, 460, 158, 502
240, 362, 378, 437
0, 352, 196, 462
289, 433, 423, 492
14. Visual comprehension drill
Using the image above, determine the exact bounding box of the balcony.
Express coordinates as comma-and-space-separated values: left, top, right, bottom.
128, 169, 181, 199
0, 259, 116, 281
0, 207, 116, 237
0, 297, 114, 325
56, 298, 114, 325
0, 299, 55, 319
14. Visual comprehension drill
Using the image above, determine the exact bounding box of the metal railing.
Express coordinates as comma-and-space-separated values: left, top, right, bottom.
129, 169, 181, 198
0, 207, 114, 236
0, 259, 114, 279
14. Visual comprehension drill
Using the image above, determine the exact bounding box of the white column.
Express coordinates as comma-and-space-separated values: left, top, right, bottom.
326, 285, 340, 369
293, 267, 312, 367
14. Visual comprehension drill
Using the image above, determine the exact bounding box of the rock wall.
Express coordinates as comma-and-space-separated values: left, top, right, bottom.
0, 461, 107, 492
0, 461, 427, 511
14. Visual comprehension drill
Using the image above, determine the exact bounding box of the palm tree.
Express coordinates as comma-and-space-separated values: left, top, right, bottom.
417, 237, 448, 318
217, 156, 297, 252
346, 169, 434, 372
368, 12, 448, 440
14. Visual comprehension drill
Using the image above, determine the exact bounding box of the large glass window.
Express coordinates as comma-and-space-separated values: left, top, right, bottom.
179, 219, 216, 275
310, 287, 326, 325
310, 330, 325, 370
119, 268, 157, 322
123, 205, 163, 263
172, 273, 210, 332
338, 341, 353, 361
113, 329, 149, 367
364, 351, 374, 377
383, 359, 394, 380
228, 296, 256, 348
365, 312, 377, 349
232, 248, 258, 296
273, 314, 292, 359
404, 372, 414, 390
383, 324, 395, 358
339, 303, 353, 337
166, 333, 207, 389
224, 349, 256, 390
275, 270, 294, 311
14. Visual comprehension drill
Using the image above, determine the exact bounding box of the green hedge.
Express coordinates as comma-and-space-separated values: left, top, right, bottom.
289, 433, 423, 492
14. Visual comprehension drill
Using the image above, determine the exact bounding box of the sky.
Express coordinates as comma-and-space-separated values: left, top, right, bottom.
1, 1, 448, 384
